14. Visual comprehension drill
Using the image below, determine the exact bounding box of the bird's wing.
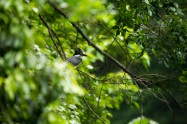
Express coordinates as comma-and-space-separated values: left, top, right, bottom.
66, 56, 82, 66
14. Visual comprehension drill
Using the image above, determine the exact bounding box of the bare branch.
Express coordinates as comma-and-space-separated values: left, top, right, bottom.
39, 14, 66, 60
47, 0, 187, 110
48, 0, 140, 80
83, 96, 106, 124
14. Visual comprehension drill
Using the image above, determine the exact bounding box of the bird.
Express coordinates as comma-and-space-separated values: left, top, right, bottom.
66, 48, 87, 67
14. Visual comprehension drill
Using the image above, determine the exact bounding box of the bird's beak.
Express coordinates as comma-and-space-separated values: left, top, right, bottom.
82, 53, 87, 56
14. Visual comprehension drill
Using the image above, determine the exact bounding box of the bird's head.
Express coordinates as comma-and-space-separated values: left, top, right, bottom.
74, 48, 87, 56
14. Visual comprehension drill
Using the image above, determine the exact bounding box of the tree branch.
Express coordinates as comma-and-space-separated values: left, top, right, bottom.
46, 0, 187, 111
83, 96, 106, 124
48, 0, 139, 80
39, 14, 66, 60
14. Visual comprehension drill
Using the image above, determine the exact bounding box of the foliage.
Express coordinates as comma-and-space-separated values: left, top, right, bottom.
128, 116, 158, 124
0, 0, 187, 124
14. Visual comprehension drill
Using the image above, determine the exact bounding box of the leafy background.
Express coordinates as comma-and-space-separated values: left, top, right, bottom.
0, 0, 187, 124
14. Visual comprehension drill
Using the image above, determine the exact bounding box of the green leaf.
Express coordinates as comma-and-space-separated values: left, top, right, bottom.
144, 0, 149, 4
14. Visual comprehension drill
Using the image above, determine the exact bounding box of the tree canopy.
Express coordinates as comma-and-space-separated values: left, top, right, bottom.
0, 0, 187, 124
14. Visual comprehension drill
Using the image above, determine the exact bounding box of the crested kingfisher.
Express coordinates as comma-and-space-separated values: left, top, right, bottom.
66, 48, 87, 67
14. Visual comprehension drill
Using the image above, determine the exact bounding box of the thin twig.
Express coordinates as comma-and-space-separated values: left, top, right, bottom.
83, 96, 106, 124
39, 14, 66, 60
47, 0, 145, 83
47, 0, 187, 113
77, 69, 108, 82
159, 91, 175, 121
98, 22, 129, 55
160, 87, 181, 108
96, 83, 104, 111
50, 26, 67, 60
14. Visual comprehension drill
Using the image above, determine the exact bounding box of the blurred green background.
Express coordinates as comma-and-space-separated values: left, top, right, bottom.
0, 0, 187, 124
